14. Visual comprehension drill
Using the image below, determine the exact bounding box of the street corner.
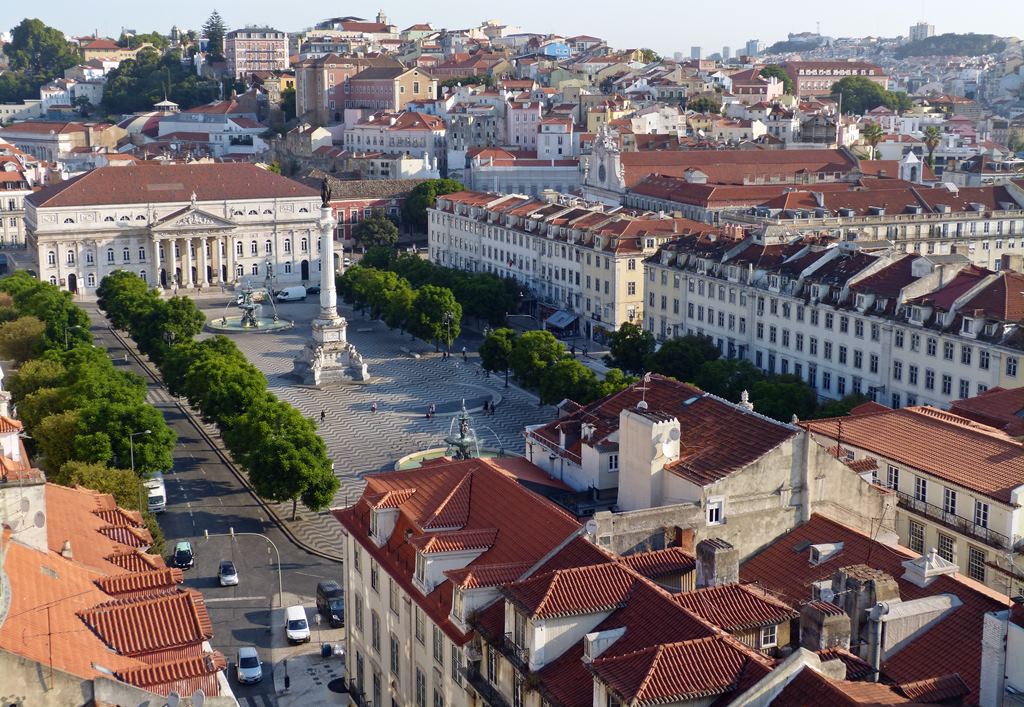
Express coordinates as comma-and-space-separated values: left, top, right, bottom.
273, 647, 350, 707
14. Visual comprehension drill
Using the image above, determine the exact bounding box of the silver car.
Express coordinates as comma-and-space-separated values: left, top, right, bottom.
236, 646, 263, 684
218, 560, 239, 586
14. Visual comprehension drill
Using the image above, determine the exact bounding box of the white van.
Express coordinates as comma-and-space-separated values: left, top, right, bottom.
276, 286, 307, 302
285, 605, 311, 644
144, 472, 166, 513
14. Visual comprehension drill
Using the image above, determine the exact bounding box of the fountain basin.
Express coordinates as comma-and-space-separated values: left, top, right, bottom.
206, 315, 294, 333
395, 447, 516, 470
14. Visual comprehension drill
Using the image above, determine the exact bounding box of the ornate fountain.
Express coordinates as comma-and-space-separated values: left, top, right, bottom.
206, 280, 293, 332
443, 401, 482, 460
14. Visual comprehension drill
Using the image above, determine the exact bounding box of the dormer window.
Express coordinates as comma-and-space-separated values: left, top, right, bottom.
452, 587, 465, 621
370, 510, 380, 538
415, 552, 426, 583
910, 306, 923, 322
961, 317, 974, 335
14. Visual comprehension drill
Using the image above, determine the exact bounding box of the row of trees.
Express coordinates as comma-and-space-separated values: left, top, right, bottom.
895, 33, 1006, 59
96, 271, 338, 518
832, 76, 913, 115
360, 247, 521, 327
102, 47, 223, 116
479, 328, 634, 405
606, 325, 868, 421
339, 265, 463, 350
0, 272, 171, 552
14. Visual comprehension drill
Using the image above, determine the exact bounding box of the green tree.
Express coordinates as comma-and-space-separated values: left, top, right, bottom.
118, 31, 169, 50
0, 272, 90, 351
687, 96, 721, 114
202, 10, 228, 61
352, 209, 400, 249
34, 410, 79, 473
508, 330, 565, 390
809, 393, 872, 420
408, 285, 461, 350
832, 76, 912, 115
75, 400, 176, 476
3, 18, 80, 87
402, 179, 465, 233
179, 338, 269, 425
693, 358, 764, 401
281, 87, 296, 121
361, 245, 396, 269
539, 358, 599, 405
223, 398, 338, 519
759, 66, 794, 94
749, 375, 819, 422
606, 323, 655, 375
895, 32, 1006, 59
922, 125, 942, 167
637, 48, 661, 63
97, 269, 152, 331
0, 315, 46, 363
15, 387, 67, 432
56, 460, 136, 505
860, 121, 884, 160
479, 328, 517, 386
383, 280, 415, 332
596, 368, 636, 398
101, 47, 220, 114
645, 335, 720, 383
7, 358, 65, 403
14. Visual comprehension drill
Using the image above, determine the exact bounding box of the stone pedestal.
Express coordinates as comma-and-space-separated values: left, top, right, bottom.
292, 201, 370, 386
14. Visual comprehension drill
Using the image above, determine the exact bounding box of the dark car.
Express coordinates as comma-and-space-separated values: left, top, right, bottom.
316, 580, 345, 627
172, 541, 194, 569
307, 284, 321, 295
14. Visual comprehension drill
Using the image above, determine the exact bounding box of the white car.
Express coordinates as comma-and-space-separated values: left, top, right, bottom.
218, 560, 239, 586
236, 646, 263, 684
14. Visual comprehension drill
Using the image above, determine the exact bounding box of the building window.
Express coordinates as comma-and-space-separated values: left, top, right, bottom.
415, 669, 426, 707
1007, 357, 1018, 377
390, 633, 400, 677
513, 673, 524, 707
432, 625, 444, 665
937, 533, 955, 562
107, 248, 115, 263
371, 611, 380, 653
486, 645, 497, 683
415, 606, 424, 644
886, 465, 899, 490
914, 476, 927, 502
354, 593, 363, 631
389, 578, 399, 615
707, 498, 723, 525
265, 239, 273, 255
370, 559, 379, 592
284, 239, 291, 253
138, 246, 146, 261
250, 240, 258, 255
760, 624, 777, 649
979, 350, 990, 370
434, 688, 444, 707
236, 241, 243, 256
608, 454, 618, 471
943, 488, 957, 515
451, 644, 463, 686
943, 341, 954, 360
974, 500, 989, 528
967, 546, 986, 583
909, 520, 925, 553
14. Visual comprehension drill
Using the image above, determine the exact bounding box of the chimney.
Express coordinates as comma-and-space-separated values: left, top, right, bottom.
695, 538, 738, 588
831, 565, 900, 652
799, 601, 851, 651
61, 540, 73, 560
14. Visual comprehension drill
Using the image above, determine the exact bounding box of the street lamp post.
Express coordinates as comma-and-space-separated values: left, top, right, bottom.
443, 311, 453, 354
129, 429, 152, 512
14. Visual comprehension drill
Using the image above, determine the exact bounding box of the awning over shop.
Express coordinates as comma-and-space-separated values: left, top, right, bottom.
545, 310, 579, 330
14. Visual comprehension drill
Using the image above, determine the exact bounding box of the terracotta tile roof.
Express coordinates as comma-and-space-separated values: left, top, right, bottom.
106, 550, 166, 573
591, 636, 771, 704
503, 563, 636, 619
909, 264, 991, 312
117, 651, 227, 697
444, 561, 533, 589
817, 647, 873, 679
770, 668, 909, 706
672, 584, 798, 632
534, 535, 616, 573
620, 547, 696, 579
949, 386, 1024, 436
803, 406, 1024, 502
78, 589, 214, 656
99, 524, 153, 548
959, 270, 1024, 322
409, 527, 498, 554
848, 255, 916, 298
740, 514, 1008, 703
421, 472, 472, 529
92, 506, 145, 527
895, 674, 970, 702
95, 568, 184, 597
618, 148, 858, 187
366, 487, 417, 509
28, 163, 318, 208
334, 458, 581, 643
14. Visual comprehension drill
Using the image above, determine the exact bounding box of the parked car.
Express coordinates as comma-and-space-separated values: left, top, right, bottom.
218, 560, 239, 586
276, 286, 307, 302
285, 604, 311, 644
236, 646, 263, 684
307, 284, 321, 295
316, 580, 345, 627
172, 541, 194, 569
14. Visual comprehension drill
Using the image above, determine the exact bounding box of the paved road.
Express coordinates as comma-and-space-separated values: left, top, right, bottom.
82, 304, 346, 707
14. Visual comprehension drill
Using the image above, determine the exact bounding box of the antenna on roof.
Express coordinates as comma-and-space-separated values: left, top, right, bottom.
636, 372, 652, 409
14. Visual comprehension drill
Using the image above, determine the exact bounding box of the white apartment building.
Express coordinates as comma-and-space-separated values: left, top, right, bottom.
25, 163, 321, 295
804, 406, 1024, 596
334, 458, 582, 707
0, 142, 46, 246
429, 191, 704, 342
643, 233, 1024, 410
344, 112, 446, 172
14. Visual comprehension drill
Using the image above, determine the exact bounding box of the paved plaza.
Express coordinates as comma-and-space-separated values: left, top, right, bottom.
193, 295, 557, 554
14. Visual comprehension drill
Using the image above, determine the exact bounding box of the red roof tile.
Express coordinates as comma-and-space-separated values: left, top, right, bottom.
117, 651, 226, 696
504, 563, 636, 619
895, 674, 970, 702
949, 386, 1024, 437
95, 568, 184, 597
78, 589, 214, 656
444, 561, 533, 589
620, 547, 696, 579
409, 527, 498, 554
672, 584, 798, 632
959, 270, 1024, 322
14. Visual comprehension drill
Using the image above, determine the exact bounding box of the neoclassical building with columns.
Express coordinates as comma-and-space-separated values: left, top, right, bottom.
24, 163, 323, 295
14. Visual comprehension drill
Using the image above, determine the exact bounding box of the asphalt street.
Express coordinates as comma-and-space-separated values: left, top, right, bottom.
82, 303, 346, 707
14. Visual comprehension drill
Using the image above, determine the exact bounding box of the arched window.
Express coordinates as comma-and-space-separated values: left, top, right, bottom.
107, 248, 115, 263
87, 273, 96, 287
248, 209, 258, 215
63, 218, 74, 224
47, 251, 56, 266
299, 207, 309, 213
66, 250, 75, 265
284, 239, 291, 253
232, 209, 243, 216
138, 246, 146, 261
264, 239, 272, 254
139, 270, 146, 283
263, 209, 272, 215
122, 247, 130, 262
119, 215, 130, 221
284, 262, 292, 273
85, 250, 94, 264
235, 241, 243, 256
251, 264, 258, 275
104, 216, 115, 222
136, 215, 146, 220
250, 240, 258, 255
49, 276, 57, 285
236, 264, 244, 276
300, 237, 308, 252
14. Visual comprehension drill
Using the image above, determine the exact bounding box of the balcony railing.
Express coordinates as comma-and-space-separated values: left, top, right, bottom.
502, 633, 530, 673
896, 491, 1011, 550
464, 663, 513, 707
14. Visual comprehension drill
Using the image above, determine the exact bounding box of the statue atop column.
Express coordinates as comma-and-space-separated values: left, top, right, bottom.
320, 177, 332, 208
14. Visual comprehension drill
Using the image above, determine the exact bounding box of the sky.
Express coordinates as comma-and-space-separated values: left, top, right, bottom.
3, 0, 1023, 56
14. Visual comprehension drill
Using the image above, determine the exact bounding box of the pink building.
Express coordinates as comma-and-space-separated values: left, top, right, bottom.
506, 101, 543, 148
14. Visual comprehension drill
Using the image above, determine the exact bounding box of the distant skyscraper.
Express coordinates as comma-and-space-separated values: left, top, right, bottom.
691, 46, 701, 60
745, 39, 764, 57
909, 22, 935, 42
722, 46, 731, 60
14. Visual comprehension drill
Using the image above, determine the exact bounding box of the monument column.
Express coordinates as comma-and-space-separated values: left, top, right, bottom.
318, 208, 340, 323
183, 238, 194, 287
199, 236, 209, 286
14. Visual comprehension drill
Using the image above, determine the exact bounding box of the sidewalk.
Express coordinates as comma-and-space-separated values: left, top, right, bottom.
272, 592, 350, 706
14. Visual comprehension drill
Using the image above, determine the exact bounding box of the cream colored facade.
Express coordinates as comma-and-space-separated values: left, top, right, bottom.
428, 192, 680, 342
343, 533, 472, 707
26, 194, 321, 295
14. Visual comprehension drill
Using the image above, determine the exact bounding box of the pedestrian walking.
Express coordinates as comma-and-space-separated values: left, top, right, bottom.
482, 401, 489, 415
371, 401, 378, 413
570, 344, 576, 357
462, 346, 467, 361
320, 409, 326, 423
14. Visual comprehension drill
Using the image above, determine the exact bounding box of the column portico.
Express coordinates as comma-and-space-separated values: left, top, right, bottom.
199, 236, 209, 286
183, 238, 193, 287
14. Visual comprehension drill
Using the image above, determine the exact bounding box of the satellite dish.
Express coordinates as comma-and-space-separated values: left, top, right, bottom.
668, 428, 680, 441
34, 511, 46, 528
167, 692, 180, 707
191, 690, 205, 707
584, 519, 598, 536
